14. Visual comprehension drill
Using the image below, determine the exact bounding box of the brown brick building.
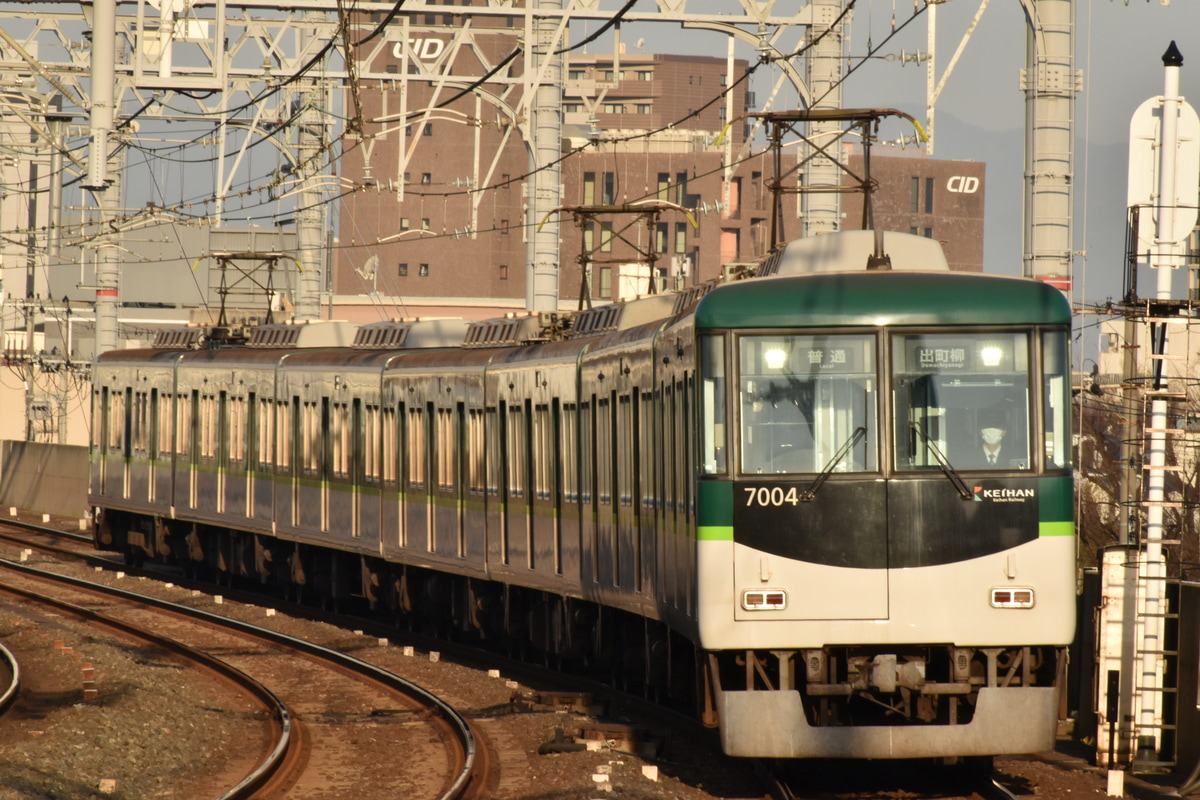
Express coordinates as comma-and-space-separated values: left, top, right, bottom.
334, 43, 985, 318
842, 151, 986, 272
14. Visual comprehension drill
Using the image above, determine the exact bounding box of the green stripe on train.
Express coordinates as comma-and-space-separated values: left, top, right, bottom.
1039, 521, 1075, 537
698, 526, 734, 541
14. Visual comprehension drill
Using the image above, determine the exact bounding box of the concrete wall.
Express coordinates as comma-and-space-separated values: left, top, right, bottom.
0, 440, 88, 519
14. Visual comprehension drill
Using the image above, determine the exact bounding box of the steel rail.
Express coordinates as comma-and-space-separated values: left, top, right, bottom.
0, 641, 19, 714
0, 555, 478, 800
0, 562, 292, 800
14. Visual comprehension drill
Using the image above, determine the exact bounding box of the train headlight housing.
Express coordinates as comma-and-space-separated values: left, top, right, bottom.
742, 590, 787, 610
990, 587, 1035, 608
979, 345, 1004, 367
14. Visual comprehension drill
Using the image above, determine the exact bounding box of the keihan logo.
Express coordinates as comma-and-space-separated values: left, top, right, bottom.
973, 486, 1035, 503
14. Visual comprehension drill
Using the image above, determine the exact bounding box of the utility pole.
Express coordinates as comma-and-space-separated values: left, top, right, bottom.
84, 0, 120, 355
1020, 0, 1079, 292
526, 0, 563, 313
294, 10, 329, 321
801, 0, 848, 240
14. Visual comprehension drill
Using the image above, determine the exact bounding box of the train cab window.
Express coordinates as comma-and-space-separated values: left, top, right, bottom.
699, 335, 727, 474
892, 332, 1031, 471
1042, 331, 1071, 469
737, 334, 877, 475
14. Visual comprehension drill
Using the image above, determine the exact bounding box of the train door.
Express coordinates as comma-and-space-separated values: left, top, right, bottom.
503, 401, 531, 567
403, 401, 432, 553
189, 389, 200, 510
615, 391, 638, 590
246, 393, 257, 519
374, 401, 402, 558
217, 391, 228, 515
148, 389, 158, 503
595, 391, 616, 586
529, 400, 559, 574
431, 402, 463, 558
121, 387, 132, 500
731, 333, 888, 621
464, 405, 487, 563
579, 397, 598, 585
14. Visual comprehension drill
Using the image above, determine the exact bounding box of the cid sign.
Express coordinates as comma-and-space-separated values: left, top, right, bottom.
947, 176, 979, 194
393, 38, 446, 62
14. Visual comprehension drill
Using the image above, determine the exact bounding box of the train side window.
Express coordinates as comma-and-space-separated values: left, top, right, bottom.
534, 403, 552, 501
256, 398, 272, 469
617, 394, 633, 506
231, 394, 247, 464
699, 335, 727, 474
562, 403, 578, 503
507, 404, 526, 500
94, 388, 106, 451
640, 390, 655, 513
467, 407, 484, 494
597, 395, 612, 504
363, 404, 379, 483
131, 391, 145, 455
684, 373, 694, 520
200, 394, 217, 460
580, 400, 594, 505
108, 388, 124, 453
408, 405, 426, 488
1042, 330, 1070, 469
678, 379, 688, 515
332, 402, 349, 479
302, 401, 318, 474
437, 406, 456, 491
276, 400, 290, 470
485, 406, 500, 497
176, 393, 191, 457
245, 393, 257, 467
382, 406, 397, 485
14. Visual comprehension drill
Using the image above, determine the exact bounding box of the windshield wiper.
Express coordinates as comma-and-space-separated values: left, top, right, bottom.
909, 421, 972, 500
801, 426, 867, 502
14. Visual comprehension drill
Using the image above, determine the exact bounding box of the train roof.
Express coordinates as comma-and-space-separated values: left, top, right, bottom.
695, 271, 1071, 329
761, 230, 951, 276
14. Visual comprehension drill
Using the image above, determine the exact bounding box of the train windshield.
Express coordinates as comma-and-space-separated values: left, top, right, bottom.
892, 332, 1031, 471
737, 334, 877, 474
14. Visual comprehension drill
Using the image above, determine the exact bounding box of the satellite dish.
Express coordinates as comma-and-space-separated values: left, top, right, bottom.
636, 38, 645, 50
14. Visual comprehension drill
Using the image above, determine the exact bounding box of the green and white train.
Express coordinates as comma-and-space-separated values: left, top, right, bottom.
90, 230, 1075, 760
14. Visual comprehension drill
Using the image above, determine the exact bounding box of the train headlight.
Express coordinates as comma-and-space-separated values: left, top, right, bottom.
764, 348, 788, 370
742, 590, 787, 611
990, 587, 1035, 608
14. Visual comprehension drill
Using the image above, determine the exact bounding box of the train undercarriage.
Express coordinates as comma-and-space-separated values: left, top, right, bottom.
94, 507, 701, 704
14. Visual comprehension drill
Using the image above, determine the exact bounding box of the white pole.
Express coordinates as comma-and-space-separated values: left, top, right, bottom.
1138, 40, 1184, 761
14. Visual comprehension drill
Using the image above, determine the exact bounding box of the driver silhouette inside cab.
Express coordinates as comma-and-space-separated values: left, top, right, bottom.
976, 408, 1009, 469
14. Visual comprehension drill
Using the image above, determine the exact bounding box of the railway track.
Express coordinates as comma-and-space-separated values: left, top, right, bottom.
0, 516, 1158, 800
0, 550, 482, 800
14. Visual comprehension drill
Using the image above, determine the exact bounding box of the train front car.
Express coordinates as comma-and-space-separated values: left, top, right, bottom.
693, 260, 1074, 760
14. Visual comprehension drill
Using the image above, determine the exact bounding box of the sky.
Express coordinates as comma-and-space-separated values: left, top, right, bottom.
833, 0, 1200, 306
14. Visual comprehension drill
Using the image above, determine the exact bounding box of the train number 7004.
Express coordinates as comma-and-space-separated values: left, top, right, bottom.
743, 486, 802, 507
